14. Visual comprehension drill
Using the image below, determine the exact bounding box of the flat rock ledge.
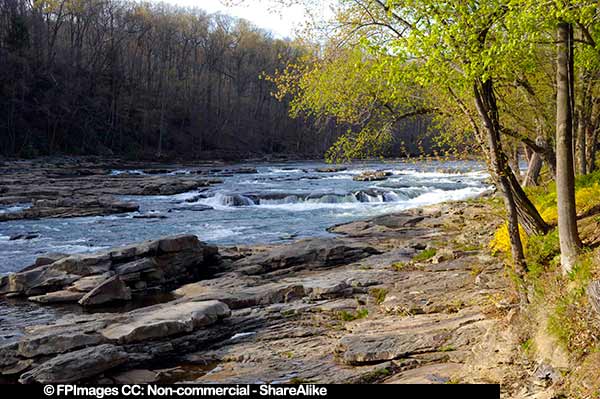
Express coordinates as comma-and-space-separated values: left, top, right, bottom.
7, 300, 231, 384
0, 234, 220, 305
0, 196, 139, 221
0, 200, 521, 388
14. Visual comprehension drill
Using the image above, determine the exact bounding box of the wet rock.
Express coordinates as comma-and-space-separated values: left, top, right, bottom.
169, 204, 213, 212
315, 167, 347, 173
9, 233, 39, 241
1, 234, 220, 303
100, 300, 230, 344
133, 214, 168, 219
0, 196, 139, 221
19, 344, 129, 384
353, 170, 392, 182
113, 369, 158, 384
78, 276, 132, 307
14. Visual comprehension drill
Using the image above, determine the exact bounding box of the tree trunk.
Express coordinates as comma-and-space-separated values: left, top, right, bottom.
522, 151, 542, 187
473, 79, 527, 279
576, 110, 587, 175
556, 22, 581, 273
508, 168, 550, 235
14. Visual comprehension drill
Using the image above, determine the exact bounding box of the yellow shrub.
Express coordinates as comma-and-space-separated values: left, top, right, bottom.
540, 206, 558, 224
575, 183, 600, 214
489, 223, 528, 258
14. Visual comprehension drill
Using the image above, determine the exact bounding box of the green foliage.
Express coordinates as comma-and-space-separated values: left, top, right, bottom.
337, 308, 369, 322
391, 261, 407, 271
439, 345, 456, 352
412, 248, 437, 262
541, 254, 597, 355
370, 288, 388, 305
525, 229, 560, 279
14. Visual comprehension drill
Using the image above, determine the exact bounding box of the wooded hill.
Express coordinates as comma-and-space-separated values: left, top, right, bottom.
0, 0, 434, 160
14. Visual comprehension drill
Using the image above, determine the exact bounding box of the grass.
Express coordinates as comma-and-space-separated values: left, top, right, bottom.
483, 169, 600, 398
370, 288, 388, 305
355, 367, 392, 383
439, 345, 455, 352
391, 261, 407, 271
337, 308, 369, 322
412, 248, 437, 262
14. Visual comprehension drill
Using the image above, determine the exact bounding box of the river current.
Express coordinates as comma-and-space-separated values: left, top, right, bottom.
0, 160, 492, 275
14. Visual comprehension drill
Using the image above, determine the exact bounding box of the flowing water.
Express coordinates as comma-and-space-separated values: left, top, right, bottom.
0, 159, 492, 342
0, 160, 492, 275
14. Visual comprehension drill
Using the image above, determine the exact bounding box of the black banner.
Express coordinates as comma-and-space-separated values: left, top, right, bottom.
0, 384, 500, 398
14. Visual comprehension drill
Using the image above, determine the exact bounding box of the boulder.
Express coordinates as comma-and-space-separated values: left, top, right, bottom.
19, 344, 129, 384
315, 167, 347, 173
1, 234, 220, 303
78, 276, 132, 306
158, 234, 202, 253
100, 300, 230, 344
17, 321, 109, 358
353, 171, 392, 182
232, 239, 380, 275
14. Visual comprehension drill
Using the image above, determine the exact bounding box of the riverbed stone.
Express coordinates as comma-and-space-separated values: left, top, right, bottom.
0, 235, 221, 302
100, 300, 230, 344
78, 276, 132, 306
19, 344, 129, 384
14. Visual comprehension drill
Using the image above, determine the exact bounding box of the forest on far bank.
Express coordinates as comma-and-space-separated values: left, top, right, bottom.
0, 0, 433, 161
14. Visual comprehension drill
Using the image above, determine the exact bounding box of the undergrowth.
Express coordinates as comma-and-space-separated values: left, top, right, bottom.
487, 170, 600, 398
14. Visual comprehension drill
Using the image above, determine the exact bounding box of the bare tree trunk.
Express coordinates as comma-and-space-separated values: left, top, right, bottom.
556, 22, 581, 273
523, 151, 542, 187
473, 79, 527, 280
576, 110, 587, 175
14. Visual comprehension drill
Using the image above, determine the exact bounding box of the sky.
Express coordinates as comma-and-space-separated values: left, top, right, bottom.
162, 0, 311, 38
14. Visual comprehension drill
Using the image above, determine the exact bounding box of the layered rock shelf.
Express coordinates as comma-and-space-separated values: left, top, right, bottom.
0, 159, 233, 220
0, 235, 219, 305
0, 199, 534, 389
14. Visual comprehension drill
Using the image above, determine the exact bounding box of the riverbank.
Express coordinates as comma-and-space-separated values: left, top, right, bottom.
0, 194, 555, 396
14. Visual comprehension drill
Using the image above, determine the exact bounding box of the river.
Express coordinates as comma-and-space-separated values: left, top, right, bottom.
0, 160, 491, 275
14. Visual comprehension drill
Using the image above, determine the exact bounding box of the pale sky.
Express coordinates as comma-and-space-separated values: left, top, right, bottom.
162, 0, 311, 38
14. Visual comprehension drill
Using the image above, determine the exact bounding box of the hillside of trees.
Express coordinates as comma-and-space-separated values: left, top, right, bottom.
0, 0, 434, 160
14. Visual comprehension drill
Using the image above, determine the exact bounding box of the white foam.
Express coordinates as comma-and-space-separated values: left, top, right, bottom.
110, 169, 145, 176
229, 332, 256, 340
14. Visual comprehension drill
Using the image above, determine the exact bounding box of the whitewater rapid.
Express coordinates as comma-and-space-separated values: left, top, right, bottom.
0, 160, 492, 273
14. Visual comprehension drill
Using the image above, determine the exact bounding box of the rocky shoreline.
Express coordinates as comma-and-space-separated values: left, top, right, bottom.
0, 196, 550, 394
0, 158, 255, 221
